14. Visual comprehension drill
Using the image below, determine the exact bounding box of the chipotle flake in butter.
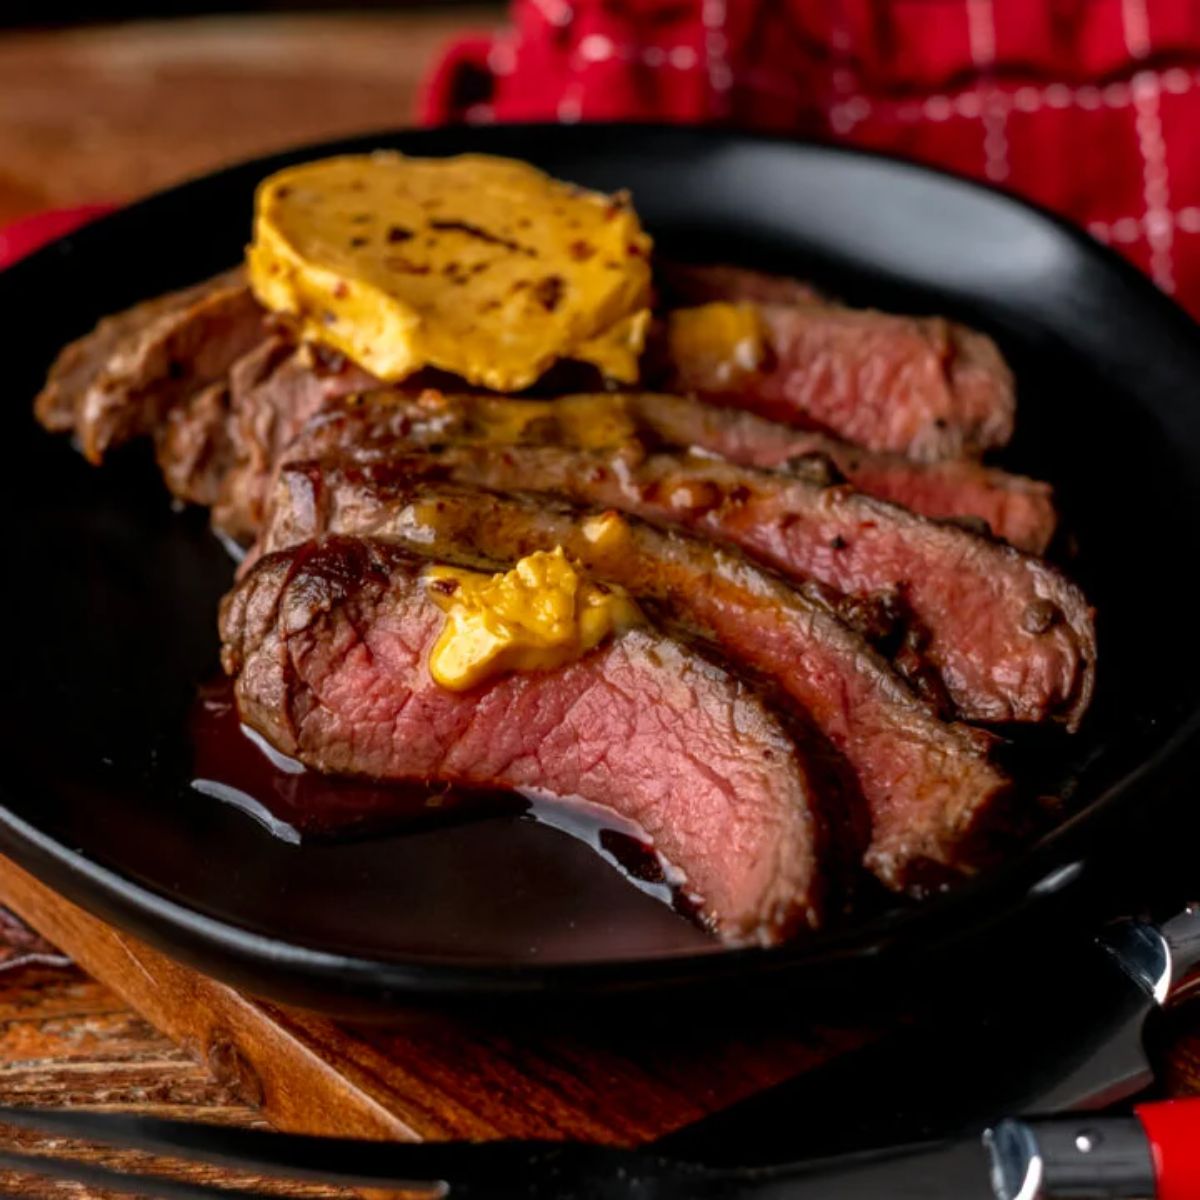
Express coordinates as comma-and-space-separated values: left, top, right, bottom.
424, 548, 641, 691
247, 153, 654, 390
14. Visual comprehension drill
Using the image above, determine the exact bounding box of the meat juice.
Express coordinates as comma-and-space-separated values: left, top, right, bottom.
188, 678, 705, 935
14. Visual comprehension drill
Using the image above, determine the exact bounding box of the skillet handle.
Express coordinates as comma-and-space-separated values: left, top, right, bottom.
987, 1100, 1200, 1199
986, 1115, 1154, 1199
1098, 904, 1200, 1007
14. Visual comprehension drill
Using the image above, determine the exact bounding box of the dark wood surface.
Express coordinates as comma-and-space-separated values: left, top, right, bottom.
0, 10, 499, 225
2, 10, 1200, 1198
0, 858, 865, 1197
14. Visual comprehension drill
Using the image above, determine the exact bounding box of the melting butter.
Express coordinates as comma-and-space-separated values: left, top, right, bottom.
425, 548, 640, 691
666, 302, 765, 387
246, 152, 653, 390
469, 393, 639, 450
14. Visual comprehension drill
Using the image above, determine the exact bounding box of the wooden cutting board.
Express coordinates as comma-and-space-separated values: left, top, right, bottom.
0, 855, 864, 1149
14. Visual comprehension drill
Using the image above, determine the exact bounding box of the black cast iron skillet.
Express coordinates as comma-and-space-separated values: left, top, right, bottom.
2, 124, 1199, 1018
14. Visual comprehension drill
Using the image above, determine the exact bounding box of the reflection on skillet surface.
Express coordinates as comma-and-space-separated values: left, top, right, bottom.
1, 129, 1197, 999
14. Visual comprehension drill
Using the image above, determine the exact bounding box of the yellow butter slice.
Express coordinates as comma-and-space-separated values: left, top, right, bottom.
247, 152, 654, 391
424, 548, 641, 691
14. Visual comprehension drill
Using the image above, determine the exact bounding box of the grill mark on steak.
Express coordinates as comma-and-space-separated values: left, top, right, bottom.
663, 301, 1016, 462
256, 467, 1014, 891
219, 536, 829, 945
307, 442, 1094, 728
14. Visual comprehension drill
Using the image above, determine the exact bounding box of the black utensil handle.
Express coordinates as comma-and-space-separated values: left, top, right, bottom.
986, 1116, 1155, 1199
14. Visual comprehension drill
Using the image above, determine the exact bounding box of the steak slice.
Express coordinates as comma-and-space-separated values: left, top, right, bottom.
33, 268, 245, 435
213, 340, 378, 540
313, 442, 1094, 727
617, 393, 1056, 554
37, 269, 266, 465
220, 536, 829, 945
657, 262, 823, 307
259, 467, 1014, 890
665, 302, 1016, 461
153, 380, 233, 507
269, 388, 1056, 553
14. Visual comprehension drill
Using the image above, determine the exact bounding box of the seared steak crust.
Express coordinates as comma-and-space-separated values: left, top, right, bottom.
258, 467, 1014, 890
667, 302, 1016, 462
153, 381, 233, 507
34, 269, 244, 434
618, 393, 1056, 554
276, 388, 1056, 553
213, 340, 378, 539
288, 442, 1094, 727
34, 269, 265, 465
220, 537, 828, 944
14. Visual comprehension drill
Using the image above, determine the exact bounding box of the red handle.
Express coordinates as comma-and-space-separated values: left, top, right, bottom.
1136, 1097, 1200, 1200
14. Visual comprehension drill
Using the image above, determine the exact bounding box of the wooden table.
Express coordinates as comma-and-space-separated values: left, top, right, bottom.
2, 10, 1200, 1197
0, 9, 498, 224
0, 12, 492, 1195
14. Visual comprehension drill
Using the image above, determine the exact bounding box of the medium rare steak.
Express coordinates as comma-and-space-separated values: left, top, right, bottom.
618, 393, 1056, 554
258, 467, 1014, 890
34, 269, 266, 465
657, 262, 823, 306
263, 389, 1055, 552
666, 302, 1016, 461
315, 442, 1094, 728
220, 536, 828, 944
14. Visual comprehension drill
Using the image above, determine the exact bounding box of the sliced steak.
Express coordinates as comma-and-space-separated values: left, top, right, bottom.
657, 262, 823, 306
259, 467, 1014, 890
315, 443, 1094, 727
34, 268, 245, 435
153, 380, 233, 507
618, 393, 1056, 554
213, 340, 378, 539
220, 536, 828, 945
268, 388, 1055, 552
665, 302, 1016, 461
36, 269, 265, 465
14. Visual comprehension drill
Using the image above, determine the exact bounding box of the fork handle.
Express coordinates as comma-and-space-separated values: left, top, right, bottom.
986, 1098, 1200, 1199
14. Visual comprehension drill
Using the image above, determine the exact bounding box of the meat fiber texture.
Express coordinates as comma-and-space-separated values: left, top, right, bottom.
667, 298, 1016, 461
35, 268, 264, 467
304, 441, 1094, 728
272, 387, 1056, 554
30, 259, 1095, 939
619, 392, 1055, 554
258, 468, 1014, 891
220, 536, 827, 945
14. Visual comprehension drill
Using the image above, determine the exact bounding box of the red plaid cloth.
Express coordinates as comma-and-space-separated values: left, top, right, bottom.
422, 0, 1200, 318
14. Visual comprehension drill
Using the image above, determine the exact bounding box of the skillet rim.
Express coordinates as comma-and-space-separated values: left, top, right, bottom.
2, 120, 1199, 1008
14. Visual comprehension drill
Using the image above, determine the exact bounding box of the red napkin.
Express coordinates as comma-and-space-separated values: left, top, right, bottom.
0, 204, 116, 269
422, 0, 1200, 318
10, 3, 1200, 320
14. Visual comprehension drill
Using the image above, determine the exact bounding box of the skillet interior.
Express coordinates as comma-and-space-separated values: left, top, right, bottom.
2, 124, 1200, 1015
